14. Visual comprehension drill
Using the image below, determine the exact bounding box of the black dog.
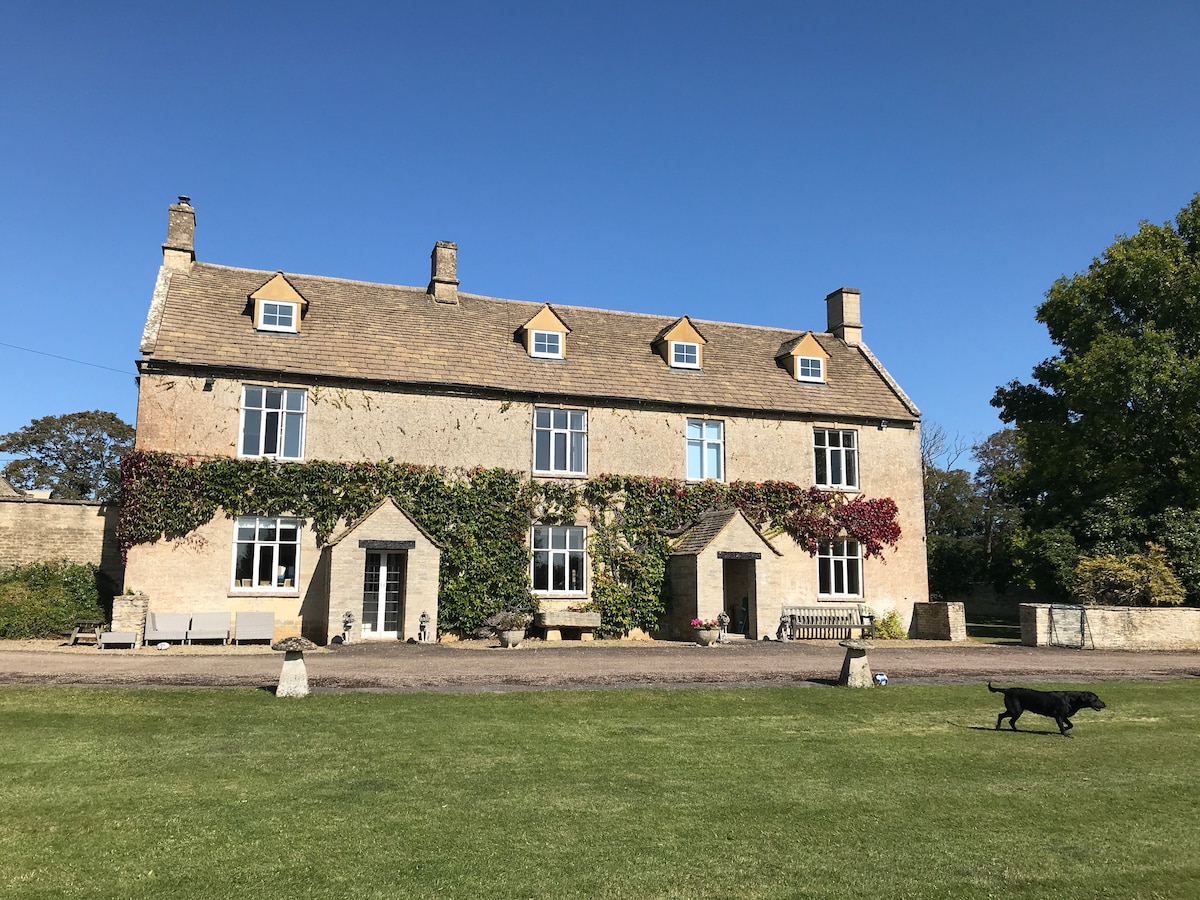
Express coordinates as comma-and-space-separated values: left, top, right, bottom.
988, 682, 1106, 736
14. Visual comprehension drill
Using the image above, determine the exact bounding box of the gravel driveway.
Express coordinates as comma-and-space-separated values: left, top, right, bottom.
2, 637, 1198, 692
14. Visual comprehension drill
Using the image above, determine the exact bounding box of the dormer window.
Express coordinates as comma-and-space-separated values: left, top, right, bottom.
250, 272, 307, 334
797, 356, 824, 382
531, 330, 563, 359
520, 304, 570, 360
671, 341, 700, 368
654, 316, 707, 369
776, 332, 829, 383
258, 300, 297, 333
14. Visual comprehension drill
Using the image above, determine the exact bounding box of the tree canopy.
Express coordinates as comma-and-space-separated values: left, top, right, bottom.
993, 193, 1200, 596
0, 411, 134, 502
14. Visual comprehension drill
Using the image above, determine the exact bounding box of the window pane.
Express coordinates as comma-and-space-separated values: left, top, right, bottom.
568, 551, 584, 592
285, 390, 305, 412
552, 554, 566, 591
533, 528, 549, 550
263, 411, 279, 455
818, 557, 831, 595
236, 520, 256, 541
244, 386, 262, 408
234, 543, 254, 583
706, 443, 721, 480
535, 430, 550, 471
815, 446, 827, 485
834, 559, 845, 595
551, 529, 567, 549
847, 558, 861, 596
705, 422, 722, 441
282, 412, 302, 458
257, 545, 276, 586
265, 389, 283, 410
553, 409, 568, 429
532, 551, 549, 591
242, 410, 262, 455
845, 449, 858, 487
568, 528, 584, 550
687, 420, 702, 440
258, 521, 277, 541
569, 410, 585, 431
570, 432, 586, 473
687, 441, 702, 479
277, 544, 297, 585
830, 448, 842, 485
553, 432, 567, 471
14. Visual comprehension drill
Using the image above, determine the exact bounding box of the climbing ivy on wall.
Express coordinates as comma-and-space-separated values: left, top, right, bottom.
120, 451, 901, 638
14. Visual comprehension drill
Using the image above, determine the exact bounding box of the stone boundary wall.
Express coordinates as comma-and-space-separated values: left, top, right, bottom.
910, 601, 969, 641
1020, 603, 1200, 650
0, 496, 123, 586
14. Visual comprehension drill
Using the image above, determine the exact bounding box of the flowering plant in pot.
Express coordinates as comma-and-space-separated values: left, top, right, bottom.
479, 609, 533, 648
691, 617, 721, 646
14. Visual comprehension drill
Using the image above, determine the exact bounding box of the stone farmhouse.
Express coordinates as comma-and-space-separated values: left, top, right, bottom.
124, 198, 928, 643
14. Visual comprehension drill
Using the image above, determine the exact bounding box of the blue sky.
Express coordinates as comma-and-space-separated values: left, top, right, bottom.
2, 1, 1198, 469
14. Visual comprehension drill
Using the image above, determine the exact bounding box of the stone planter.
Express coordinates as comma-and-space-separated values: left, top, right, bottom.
695, 628, 720, 647
498, 629, 526, 649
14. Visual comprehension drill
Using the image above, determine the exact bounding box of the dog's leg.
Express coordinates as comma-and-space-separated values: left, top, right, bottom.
995, 712, 1007, 730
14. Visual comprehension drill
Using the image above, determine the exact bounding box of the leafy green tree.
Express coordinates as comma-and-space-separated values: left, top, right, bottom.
993, 193, 1200, 595
0, 411, 133, 502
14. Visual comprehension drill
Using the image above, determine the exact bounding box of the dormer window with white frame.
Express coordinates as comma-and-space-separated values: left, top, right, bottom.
797, 356, 824, 382
250, 272, 307, 335
257, 300, 298, 333
671, 341, 700, 369
531, 330, 563, 359
777, 332, 829, 384
520, 304, 570, 360
654, 316, 707, 370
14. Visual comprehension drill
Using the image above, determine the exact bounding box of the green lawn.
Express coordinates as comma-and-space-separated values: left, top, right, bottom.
1, 682, 1197, 899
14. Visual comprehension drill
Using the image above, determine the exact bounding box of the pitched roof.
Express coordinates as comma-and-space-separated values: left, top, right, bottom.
670, 508, 781, 557
140, 261, 919, 421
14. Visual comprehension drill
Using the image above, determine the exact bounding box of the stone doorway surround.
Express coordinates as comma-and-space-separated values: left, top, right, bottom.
319, 498, 442, 645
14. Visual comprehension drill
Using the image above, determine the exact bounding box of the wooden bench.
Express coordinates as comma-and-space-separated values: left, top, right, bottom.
780, 605, 874, 640
536, 611, 601, 641
68, 619, 104, 646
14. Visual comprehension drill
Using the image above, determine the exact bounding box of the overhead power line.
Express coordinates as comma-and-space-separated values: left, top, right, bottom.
0, 340, 135, 376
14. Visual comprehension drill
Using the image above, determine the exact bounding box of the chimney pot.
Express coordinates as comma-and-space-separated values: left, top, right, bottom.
428, 241, 459, 304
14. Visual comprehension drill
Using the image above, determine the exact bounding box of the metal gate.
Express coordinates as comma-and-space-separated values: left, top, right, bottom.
1047, 604, 1092, 649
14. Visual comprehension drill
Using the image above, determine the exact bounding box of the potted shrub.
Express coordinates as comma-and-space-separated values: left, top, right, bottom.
480, 609, 533, 649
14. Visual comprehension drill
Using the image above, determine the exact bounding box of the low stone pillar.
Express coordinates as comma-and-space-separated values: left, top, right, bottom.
111, 592, 150, 647
838, 639, 875, 688
272, 636, 317, 698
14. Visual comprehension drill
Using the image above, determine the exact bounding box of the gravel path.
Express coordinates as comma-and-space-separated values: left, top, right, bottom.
2, 637, 1198, 692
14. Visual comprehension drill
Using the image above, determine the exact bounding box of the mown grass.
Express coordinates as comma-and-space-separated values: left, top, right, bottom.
1, 681, 1197, 899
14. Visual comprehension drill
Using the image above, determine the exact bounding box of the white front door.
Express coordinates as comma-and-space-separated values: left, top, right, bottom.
362, 552, 405, 639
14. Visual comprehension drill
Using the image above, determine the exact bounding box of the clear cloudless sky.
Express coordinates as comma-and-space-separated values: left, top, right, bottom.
1, 1, 1198, 468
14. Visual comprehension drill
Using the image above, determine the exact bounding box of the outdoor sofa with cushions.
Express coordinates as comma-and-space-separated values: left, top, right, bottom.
186, 612, 231, 645
234, 611, 275, 645
144, 611, 190, 644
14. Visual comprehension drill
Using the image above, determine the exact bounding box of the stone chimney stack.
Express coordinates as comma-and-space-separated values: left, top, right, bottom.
825, 287, 862, 344
162, 196, 195, 271
428, 241, 459, 304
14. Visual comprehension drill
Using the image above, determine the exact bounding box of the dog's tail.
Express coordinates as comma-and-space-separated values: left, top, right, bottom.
987, 681, 1003, 693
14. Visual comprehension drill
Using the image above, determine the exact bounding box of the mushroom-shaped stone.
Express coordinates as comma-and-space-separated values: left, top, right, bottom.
838, 638, 875, 688
272, 636, 317, 698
